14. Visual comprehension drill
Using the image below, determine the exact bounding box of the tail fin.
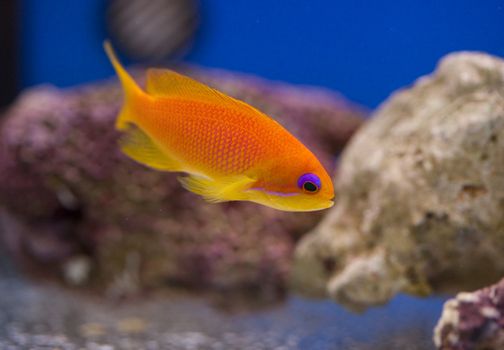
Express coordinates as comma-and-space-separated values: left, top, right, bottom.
103, 40, 144, 130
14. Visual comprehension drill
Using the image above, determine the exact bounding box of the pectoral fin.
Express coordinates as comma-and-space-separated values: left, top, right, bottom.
178, 175, 255, 203
119, 125, 181, 171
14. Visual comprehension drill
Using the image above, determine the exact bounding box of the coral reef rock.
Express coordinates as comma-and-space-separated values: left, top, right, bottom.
434, 277, 504, 350
292, 52, 504, 311
0, 67, 365, 301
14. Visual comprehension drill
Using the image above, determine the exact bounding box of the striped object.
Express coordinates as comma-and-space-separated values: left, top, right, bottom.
106, 0, 199, 61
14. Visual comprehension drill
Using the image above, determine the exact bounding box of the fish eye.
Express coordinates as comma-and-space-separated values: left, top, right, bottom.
303, 181, 318, 193
297, 173, 321, 194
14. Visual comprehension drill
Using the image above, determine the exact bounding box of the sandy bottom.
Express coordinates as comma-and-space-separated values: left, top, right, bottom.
0, 255, 446, 350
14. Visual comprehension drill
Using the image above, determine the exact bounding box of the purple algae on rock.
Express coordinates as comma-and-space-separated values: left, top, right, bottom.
434, 277, 504, 350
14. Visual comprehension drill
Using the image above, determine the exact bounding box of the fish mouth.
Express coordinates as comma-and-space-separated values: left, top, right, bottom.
288, 198, 334, 212
321, 199, 334, 210
247, 188, 335, 212
298, 200, 334, 212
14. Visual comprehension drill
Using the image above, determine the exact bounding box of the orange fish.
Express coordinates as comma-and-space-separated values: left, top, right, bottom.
104, 41, 334, 211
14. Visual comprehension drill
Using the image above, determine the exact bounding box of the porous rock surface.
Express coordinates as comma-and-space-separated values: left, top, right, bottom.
434, 277, 504, 350
292, 52, 504, 311
0, 66, 365, 299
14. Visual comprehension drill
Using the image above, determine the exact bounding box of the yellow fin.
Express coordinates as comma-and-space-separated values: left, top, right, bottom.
103, 40, 144, 130
178, 174, 255, 203
146, 68, 258, 112
119, 125, 180, 171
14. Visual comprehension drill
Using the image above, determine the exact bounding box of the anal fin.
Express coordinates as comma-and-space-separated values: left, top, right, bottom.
119, 124, 180, 171
178, 175, 255, 203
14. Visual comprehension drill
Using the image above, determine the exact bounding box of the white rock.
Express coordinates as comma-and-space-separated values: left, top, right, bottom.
292, 52, 504, 310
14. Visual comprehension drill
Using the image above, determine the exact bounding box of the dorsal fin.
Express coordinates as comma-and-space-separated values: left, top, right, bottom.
146, 68, 259, 113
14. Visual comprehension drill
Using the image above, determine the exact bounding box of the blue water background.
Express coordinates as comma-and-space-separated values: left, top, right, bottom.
15, 1, 501, 346
20, 0, 504, 108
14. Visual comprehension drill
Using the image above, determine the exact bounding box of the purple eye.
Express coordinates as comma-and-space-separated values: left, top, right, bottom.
297, 173, 321, 194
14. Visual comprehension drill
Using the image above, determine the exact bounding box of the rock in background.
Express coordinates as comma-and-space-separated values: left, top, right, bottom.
434, 277, 504, 350
0, 67, 365, 301
292, 52, 504, 311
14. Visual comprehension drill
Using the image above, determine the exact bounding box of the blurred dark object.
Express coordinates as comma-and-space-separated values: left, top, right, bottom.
0, 1, 19, 109
0, 67, 365, 302
434, 277, 504, 350
107, 0, 199, 61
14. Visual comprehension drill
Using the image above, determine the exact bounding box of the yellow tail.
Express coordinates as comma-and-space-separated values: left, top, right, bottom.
103, 40, 144, 130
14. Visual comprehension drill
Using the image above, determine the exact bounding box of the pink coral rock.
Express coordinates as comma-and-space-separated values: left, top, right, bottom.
435, 277, 504, 350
